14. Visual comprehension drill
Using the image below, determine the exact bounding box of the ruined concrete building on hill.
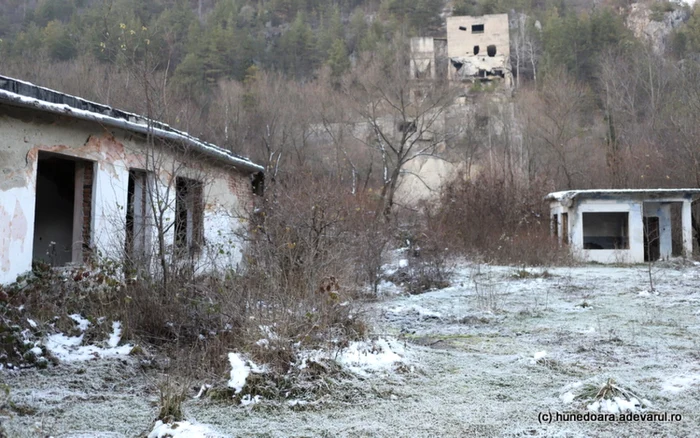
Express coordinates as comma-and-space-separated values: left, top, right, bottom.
410, 13, 512, 86
0, 76, 264, 285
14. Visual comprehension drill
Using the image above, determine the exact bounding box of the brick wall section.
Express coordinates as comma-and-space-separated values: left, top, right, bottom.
82, 162, 93, 259
227, 171, 255, 209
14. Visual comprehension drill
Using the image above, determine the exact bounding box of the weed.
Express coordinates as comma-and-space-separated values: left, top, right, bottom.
156, 376, 188, 423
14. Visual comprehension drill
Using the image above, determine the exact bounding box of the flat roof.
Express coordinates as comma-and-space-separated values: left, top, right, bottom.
545, 189, 700, 202
0, 75, 264, 174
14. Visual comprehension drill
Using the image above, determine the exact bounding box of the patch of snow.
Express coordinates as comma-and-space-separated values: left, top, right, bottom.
531, 351, 547, 363
45, 322, 132, 362
69, 314, 90, 331
398, 259, 409, 268
560, 391, 575, 404
107, 321, 122, 348
194, 384, 212, 399
226, 354, 265, 394
29, 346, 42, 357
255, 339, 269, 348
588, 396, 641, 414
148, 420, 229, 438
240, 394, 261, 406
336, 338, 404, 376
227, 353, 250, 394
287, 399, 309, 407
27, 318, 37, 328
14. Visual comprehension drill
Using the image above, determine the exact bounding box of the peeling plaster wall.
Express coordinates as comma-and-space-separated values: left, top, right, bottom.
0, 187, 34, 285
0, 107, 254, 284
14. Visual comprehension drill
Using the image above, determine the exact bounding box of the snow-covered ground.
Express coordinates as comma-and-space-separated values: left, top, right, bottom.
3, 262, 700, 436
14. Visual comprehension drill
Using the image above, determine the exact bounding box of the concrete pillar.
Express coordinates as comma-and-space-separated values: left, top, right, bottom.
682, 200, 693, 257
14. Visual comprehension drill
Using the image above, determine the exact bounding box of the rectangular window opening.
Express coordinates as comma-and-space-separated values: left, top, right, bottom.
471, 24, 484, 33
582, 212, 629, 250
175, 177, 204, 254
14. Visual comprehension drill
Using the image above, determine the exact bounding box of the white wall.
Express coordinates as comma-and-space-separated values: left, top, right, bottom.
570, 199, 644, 264
0, 111, 254, 285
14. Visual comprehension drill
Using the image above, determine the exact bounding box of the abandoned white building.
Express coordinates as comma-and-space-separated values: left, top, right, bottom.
0, 76, 264, 285
546, 189, 700, 264
410, 14, 512, 85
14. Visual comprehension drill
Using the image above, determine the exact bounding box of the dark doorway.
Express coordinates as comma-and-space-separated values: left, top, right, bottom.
644, 216, 660, 262
126, 169, 148, 260
561, 213, 569, 245
33, 152, 93, 266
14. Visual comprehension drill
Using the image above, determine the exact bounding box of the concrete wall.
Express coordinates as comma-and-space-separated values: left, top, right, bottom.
410, 37, 436, 80
0, 106, 254, 285
445, 14, 510, 82
550, 197, 695, 264
571, 199, 644, 264
395, 155, 460, 205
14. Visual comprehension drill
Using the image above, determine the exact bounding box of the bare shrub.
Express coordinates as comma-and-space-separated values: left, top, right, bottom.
429, 173, 571, 266
386, 225, 454, 294
0, 172, 385, 397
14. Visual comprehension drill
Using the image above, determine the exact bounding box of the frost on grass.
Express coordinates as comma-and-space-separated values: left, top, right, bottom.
148, 420, 228, 438
661, 374, 700, 394
386, 304, 441, 320
45, 316, 132, 362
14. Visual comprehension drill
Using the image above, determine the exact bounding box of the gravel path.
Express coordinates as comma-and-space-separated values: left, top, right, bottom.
3, 263, 700, 437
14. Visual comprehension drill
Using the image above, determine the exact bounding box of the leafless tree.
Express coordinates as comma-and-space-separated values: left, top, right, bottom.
342, 49, 459, 219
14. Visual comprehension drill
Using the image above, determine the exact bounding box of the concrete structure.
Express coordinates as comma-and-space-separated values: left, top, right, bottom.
546, 189, 700, 264
446, 14, 511, 84
0, 76, 264, 285
409, 14, 511, 85
409, 37, 448, 81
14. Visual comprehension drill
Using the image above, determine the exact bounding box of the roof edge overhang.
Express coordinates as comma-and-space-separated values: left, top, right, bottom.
0, 86, 264, 174
545, 189, 700, 203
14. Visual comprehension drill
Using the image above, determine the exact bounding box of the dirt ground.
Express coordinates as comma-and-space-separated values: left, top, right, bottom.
3, 262, 700, 437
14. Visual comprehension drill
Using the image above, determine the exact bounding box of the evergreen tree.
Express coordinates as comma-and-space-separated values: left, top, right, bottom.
43, 20, 77, 61
328, 38, 351, 80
